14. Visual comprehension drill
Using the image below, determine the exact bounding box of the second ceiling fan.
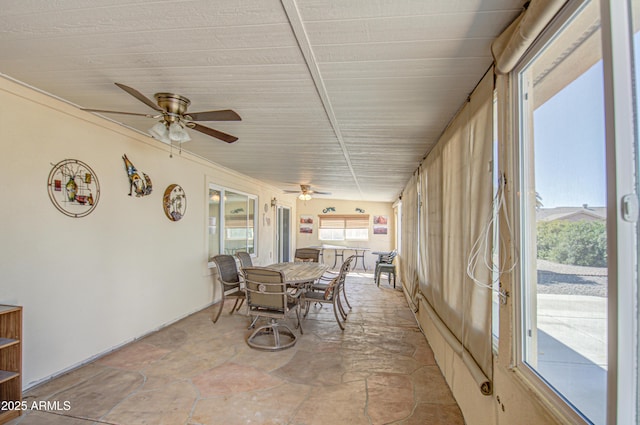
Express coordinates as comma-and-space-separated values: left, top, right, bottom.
83, 83, 241, 143
284, 184, 332, 200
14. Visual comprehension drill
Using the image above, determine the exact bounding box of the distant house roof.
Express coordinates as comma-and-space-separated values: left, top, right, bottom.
537, 205, 606, 222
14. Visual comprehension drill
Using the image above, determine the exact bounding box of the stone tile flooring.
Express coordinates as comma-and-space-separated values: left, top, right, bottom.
9, 272, 464, 425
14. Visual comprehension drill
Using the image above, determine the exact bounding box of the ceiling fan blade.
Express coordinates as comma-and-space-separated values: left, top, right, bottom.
311, 190, 332, 195
81, 108, 158, 118
283, 190, 301, 193
189, 123, 238, 143
114, 83, 163, 112
186, 109, 241, 122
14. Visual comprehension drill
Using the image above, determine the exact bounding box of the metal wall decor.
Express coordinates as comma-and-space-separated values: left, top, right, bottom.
122, 154, 152, 197
163, 184, 186, 221
47, 159, 100, 218
322, 207, 335, 213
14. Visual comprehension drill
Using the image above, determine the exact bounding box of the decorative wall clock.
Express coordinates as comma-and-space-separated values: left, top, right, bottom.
47, 159, 100, 218
163, 184, 186, 221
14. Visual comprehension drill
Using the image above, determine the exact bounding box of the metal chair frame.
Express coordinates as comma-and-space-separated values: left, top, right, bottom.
243, 267, 304, 351
304, 255, 354, 330
312, 255, 354, 311
211, 255, 246, 323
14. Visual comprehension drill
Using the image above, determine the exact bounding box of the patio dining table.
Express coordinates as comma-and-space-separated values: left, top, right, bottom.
267, 262, 329, 285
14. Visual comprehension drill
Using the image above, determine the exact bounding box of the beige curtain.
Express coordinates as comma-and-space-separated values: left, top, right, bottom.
419, 69, 495, 383
417, 164, 431, 302
400, 172, 419, 305
492, 0, 568, 74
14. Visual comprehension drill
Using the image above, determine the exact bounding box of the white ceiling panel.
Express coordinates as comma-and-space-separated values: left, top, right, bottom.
320, 59, 489, 79
296, 0, 522, 20
303, 11, 515, 44
0, 0, 524, 201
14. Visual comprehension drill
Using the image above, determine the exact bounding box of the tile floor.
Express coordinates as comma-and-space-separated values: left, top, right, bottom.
8, 272, 464, 425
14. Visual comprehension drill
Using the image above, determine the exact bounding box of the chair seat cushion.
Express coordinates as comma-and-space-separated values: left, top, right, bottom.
310, 283, 329, 291
305, 291, 327, 302
250, 301, 298, 313
225, 287, 245, 297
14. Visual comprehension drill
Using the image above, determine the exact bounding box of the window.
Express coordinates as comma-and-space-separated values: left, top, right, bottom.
515, 1, 608, 424
318, 215, 369, 241
208, 185, 257, 262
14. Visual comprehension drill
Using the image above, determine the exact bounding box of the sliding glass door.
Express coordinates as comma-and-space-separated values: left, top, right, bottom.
517, 3, 608, 422
514, 0, 638, 423
605, 1, 639, 423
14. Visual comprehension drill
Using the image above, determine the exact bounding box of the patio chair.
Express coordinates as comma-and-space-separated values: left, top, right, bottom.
211, 255, 246, 323
243, 267, 304, 351
235, 251, 253, 269
294, 247, 321, 262
310, 255, 354, 311
376, 263, 397, 287
304, 255, 353, 330
374, 249, 397, 270
374, 250, 397, 287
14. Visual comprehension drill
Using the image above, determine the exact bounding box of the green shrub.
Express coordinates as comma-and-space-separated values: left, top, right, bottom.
537, 220, 607, 267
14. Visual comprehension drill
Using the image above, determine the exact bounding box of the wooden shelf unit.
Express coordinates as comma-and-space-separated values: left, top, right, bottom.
0, 305, 22, 424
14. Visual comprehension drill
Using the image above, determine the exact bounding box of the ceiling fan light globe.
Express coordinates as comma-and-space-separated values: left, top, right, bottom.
169, 122, 191, 143
149, 122, 170, 143
299, 193, 311, 201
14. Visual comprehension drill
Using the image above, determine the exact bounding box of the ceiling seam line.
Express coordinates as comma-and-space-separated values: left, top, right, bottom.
279, 0, 363, 198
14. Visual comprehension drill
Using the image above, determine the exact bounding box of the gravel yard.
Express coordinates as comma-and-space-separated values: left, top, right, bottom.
536, 259, 607, 297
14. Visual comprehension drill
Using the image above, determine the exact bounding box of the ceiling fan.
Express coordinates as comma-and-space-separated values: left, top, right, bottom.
82, 83, 241, 143
284, 184, 332, 200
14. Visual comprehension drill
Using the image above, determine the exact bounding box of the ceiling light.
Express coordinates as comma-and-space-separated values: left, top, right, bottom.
299, 193, 312, 201
169, 122, 191, 143
149, 121, 192, 144
149, 121, 170, 144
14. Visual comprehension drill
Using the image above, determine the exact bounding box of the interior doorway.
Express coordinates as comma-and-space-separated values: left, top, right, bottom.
276, 206, 291, 263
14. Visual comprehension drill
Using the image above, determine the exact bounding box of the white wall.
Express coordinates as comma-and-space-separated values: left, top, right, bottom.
0, 77, 286, 388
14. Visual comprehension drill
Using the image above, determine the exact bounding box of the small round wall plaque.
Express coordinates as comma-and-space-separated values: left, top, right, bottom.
47, 159, 100, 218
163, 184, 186, 221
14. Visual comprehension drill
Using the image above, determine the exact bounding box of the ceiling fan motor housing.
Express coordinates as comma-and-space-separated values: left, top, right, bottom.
154, 93, 190, 123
